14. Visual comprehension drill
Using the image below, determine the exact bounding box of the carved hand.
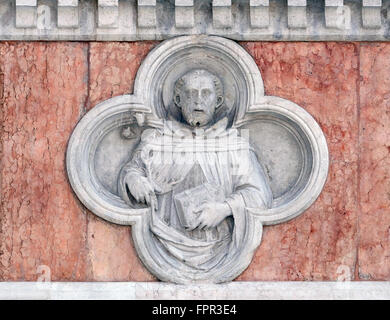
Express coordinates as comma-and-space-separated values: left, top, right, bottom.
125, 175, 158, 209
193, 201, 232, 230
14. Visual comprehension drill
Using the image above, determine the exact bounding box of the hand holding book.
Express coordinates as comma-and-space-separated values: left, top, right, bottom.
192, 202, 232, 230
173, 183, 231, 230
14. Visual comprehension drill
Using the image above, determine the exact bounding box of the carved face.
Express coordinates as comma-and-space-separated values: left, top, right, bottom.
175, 70, 223, 127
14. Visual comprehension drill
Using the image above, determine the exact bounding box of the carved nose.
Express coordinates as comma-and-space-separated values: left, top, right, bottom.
194, 93, 202, 102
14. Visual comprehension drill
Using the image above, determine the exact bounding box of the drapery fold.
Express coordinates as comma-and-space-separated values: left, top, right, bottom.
118, 117, 272, 278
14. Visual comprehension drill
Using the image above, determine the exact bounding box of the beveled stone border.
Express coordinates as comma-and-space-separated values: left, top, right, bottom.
66, 35, 329, 284
1, 0, 390, 41
0, 282, 389, 300
238, 95, 329, 226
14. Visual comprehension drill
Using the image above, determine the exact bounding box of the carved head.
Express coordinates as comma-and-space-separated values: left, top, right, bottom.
173, 69, 224, 127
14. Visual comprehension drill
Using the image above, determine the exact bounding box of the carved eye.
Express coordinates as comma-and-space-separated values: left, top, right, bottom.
184, 90, 191, 99
201, 89, 211, 98
185, 89, 199, 100
189, 89, 198, 99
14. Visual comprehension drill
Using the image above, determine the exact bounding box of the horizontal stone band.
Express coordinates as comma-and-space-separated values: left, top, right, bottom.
0, 282, 389, 300
2, 0, 390, 41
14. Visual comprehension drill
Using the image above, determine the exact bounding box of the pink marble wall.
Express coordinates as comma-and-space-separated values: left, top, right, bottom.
358, 44, 390, 280
0, 41, 388, 281
0, 43, 89, 281
238, 42, 360, 281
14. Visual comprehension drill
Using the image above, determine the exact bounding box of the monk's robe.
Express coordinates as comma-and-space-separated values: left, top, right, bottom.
118, 117, 272, 281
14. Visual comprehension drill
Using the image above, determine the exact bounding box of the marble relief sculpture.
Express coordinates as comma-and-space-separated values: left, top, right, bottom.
118, 69, 273, 277
67, 36, 329, 284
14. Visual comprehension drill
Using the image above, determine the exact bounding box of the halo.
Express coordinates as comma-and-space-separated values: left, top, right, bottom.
132, 35, 265, 121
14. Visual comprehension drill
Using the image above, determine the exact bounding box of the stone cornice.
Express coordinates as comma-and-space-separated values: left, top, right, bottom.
1, 0, 390, 41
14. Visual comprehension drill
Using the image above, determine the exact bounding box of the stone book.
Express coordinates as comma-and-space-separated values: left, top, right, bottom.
173, 183, 226, 230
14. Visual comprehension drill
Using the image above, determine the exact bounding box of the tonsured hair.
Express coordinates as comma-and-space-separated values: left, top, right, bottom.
173, 69, 224, 104
168, 69, 231, 125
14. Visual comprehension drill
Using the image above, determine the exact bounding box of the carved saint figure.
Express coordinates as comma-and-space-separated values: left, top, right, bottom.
118, 69, 272, 280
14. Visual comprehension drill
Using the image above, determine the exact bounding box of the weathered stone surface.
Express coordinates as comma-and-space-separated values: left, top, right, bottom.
87, 42, 157, 281
358, 43, 390, 280
1, 281, 390, 300
0, 42, 89, 281
1, 40, 389, 282
237, 42, 359, 280
88, 42, 156, 110
1, 0, 389, 41
69, 36, 329, 284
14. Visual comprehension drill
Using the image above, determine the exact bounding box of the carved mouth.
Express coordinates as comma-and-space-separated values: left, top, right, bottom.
194, 109, 204, 113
